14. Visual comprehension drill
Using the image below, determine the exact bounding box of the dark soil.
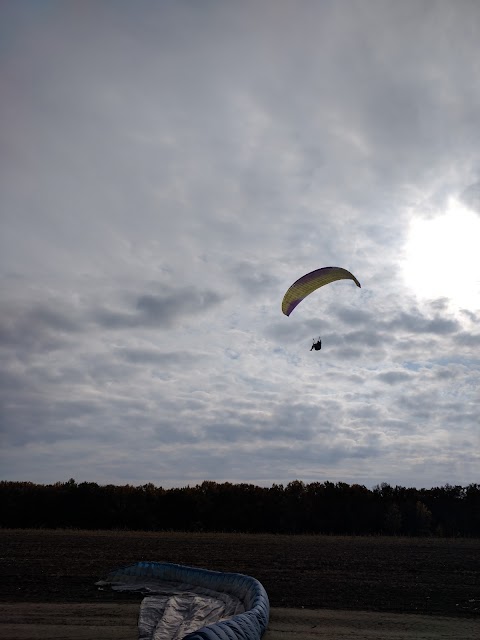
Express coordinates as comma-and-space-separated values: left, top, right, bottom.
0, 529, 478, 617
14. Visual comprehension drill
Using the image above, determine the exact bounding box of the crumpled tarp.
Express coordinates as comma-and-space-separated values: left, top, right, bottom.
97, 561, 270, 640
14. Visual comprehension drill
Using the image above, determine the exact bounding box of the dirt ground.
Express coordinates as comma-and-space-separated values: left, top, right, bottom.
1, 530, 478, 639
2, 529, 479, 615
0, 602, 478, 640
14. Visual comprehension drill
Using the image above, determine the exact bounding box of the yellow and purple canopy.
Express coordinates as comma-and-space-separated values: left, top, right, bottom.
282, 266, 361, 316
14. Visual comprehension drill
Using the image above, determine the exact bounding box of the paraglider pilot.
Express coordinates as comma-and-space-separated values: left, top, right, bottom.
310, 338, 322, 351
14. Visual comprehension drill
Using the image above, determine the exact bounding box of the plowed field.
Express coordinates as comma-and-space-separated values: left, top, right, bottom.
0, 529, 478, 616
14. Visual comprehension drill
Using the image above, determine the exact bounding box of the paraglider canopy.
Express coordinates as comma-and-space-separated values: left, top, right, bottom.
282, 266, 361, 316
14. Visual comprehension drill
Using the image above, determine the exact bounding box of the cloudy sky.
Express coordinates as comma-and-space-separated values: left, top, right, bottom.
2, 1, 480, 489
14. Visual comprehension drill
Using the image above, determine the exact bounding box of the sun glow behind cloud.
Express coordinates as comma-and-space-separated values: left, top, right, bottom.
403, 198, 480, 312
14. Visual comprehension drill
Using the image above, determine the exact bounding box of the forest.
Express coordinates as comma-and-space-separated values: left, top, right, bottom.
1, 479, 479, 536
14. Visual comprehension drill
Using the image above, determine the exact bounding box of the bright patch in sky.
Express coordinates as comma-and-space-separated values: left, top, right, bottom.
404, 198, 480, 311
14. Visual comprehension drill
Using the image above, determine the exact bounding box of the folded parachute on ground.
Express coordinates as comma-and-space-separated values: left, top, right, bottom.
282, 266, 361, 316
97, 561, 270, 640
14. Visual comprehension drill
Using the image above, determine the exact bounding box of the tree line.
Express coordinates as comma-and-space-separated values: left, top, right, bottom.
1, 479, 479, 536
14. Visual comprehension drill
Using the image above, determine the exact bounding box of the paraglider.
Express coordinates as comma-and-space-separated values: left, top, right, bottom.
282, 266, 361, 351
282, 266, 361, 316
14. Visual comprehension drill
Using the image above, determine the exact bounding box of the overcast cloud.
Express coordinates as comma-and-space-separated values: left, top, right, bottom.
1, 1, 479, 489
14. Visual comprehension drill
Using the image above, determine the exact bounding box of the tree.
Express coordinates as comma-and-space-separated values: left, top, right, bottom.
415, 501, 432, 536
384, 503, 402, 534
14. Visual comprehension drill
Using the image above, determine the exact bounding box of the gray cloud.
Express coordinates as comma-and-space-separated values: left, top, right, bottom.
1, 1, 479, 488
93, 287, 225, 329
230, 260, 282, 296
377, 371, 412, 386
387, 310, 460, 335
0, 303, 82, 353
117, 348, 208, 367
461, 181, 480, 215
